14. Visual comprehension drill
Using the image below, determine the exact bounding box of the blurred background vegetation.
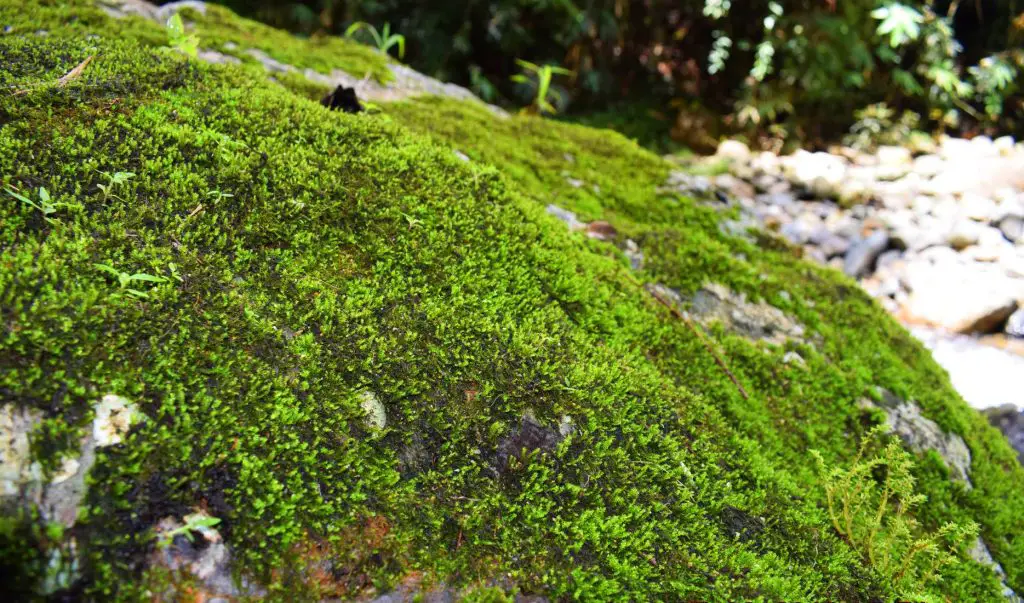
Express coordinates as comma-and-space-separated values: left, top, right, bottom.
176, 0, 1023, 151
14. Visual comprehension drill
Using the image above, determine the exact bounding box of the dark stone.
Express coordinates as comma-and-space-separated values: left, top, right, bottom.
494, 415, 564, 474
719, 505, 765, 543
843, 229, 890, 278
984, 405, 1024, 466
320, 85, 362, 114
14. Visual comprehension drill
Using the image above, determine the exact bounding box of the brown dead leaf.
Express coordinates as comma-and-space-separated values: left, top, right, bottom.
57, 54, 94, 87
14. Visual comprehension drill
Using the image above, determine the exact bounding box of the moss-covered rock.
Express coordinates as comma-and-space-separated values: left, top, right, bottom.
2, 1, 1024, 601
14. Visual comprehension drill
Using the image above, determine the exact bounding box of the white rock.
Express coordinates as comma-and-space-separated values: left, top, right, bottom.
995, 136, 1016, 156
92, 394, 143, 447
1, 405, 43, 496
902, 261, 1022, 333
877, 145, 912, 165
716, 139, 752, 163
912, 154, 945, 178
359, 391, 387, 430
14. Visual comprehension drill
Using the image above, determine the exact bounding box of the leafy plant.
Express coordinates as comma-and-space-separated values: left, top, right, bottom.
872, 3, 924, 48
5, 186, 58, 219
813, 428, 977, 598
155, 513, 221, 549
844, 103, 922, 150
96, 171, 135, 201
165, 13, 199, 58
344, 22, 405, 59
94, 263, 168, 299
511, 60, 573, 115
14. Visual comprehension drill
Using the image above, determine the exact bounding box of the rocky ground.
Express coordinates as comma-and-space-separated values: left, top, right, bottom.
675, 137, 1024, 409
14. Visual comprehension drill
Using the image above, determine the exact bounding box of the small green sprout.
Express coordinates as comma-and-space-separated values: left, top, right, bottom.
167, 262, 184, 283
5, 186, 57, 218
400, 212, 422, 228
344, 22, 405, 59
94, 263, 168, 299
155, 513, 221, 549
96, 170, 135, 201
206, 190, 234, 203
511, 60, 573, 115
165, 13, 199, 58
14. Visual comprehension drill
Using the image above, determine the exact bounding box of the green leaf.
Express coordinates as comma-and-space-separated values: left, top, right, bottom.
166, 13, 184, 39
128, 273, 168, 283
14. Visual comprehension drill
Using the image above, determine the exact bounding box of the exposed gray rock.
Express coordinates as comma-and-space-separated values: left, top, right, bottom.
149, 513, 263, 598
844, 230, 890, 278
687, 283, 808, 346
968, 536, 1022, 601
868, 391, 972, 487
546, 204, 585, 231
984, 405, 1024, 465
623, 239, 644, 270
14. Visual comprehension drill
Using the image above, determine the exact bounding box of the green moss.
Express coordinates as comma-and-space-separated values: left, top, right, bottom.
1, 2, 1023, 602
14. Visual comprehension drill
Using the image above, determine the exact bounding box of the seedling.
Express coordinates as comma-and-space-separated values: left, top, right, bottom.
94, 263, 167, 299
206, 190, 234, 203
155, 513, 221, 549
344, 22, 405, 59
96, 170, 135, 201
511, 60, 573, 115
5, 186, 57, 218
165, 13, 199, 58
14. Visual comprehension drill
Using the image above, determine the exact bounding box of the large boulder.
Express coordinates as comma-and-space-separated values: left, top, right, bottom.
3, 2, 1024, 601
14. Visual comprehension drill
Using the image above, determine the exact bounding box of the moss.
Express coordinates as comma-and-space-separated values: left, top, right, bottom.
1, 2, 1023, 601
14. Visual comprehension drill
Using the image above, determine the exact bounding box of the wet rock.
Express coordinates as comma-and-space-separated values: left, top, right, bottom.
868, 391, 972, 487
984, 405, 1024, 465
844, 230, 890, 278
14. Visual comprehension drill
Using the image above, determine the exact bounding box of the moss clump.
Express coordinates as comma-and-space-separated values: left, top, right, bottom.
1, 2, 1023, 601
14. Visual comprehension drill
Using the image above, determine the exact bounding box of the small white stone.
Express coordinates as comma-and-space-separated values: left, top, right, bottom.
92, 394, 143, 447
359, 391, 386, 430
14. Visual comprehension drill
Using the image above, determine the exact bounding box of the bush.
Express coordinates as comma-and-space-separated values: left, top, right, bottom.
169, 1, 1024, 145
